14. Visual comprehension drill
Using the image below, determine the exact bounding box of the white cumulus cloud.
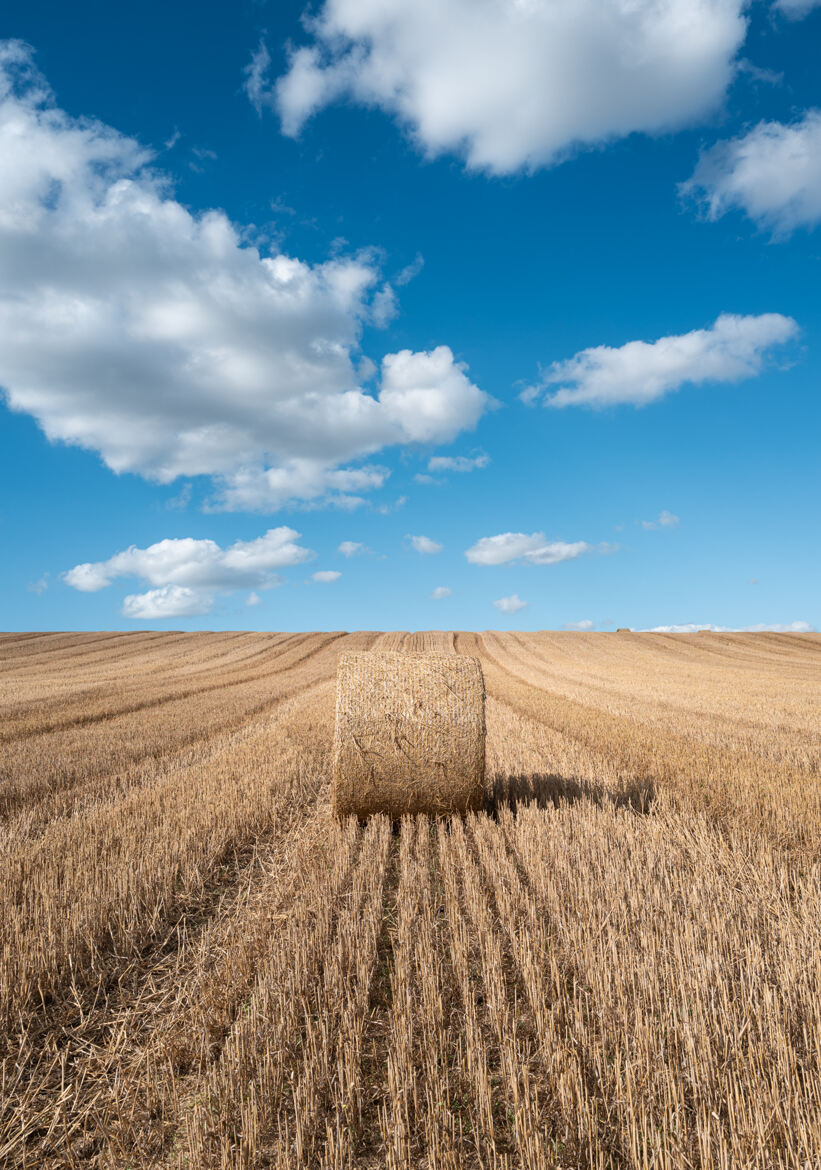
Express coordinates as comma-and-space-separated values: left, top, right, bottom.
378, 348, 491, 445
264, 0, 748, 174
465, 533, 594, 566
246, 591, 262, 606
564, 619, 594, 630
121, 586, 215, 620
431, 586, 451, 599
312, 569, 341, 582
644, 621, 813, 632
642, 510, 680, 530
63, 527, 312, 617
681, 111, 821, 236
64, 528, 312, 592
407, 534, 443, 555
523, 313, 799, 409
494, 594, 528, 615
0, 42, 492, 513
212, 463, 390, 513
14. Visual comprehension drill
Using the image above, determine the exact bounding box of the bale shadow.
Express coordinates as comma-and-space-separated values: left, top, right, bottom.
485, 771, 656, 818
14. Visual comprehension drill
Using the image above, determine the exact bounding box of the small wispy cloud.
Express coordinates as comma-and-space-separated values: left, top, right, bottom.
563, 619, 594, 630
166, 483, 192, 511
26, 574, 49, 595
427, 452, 490, 474
431, 586, 452, 599
246, 591, 261, 607
772, 0, 821, 19
493, 594, 528, 614
641, 510, 679, 530
189, 145, 218, 173
736, 59, 783, 86
395, 253, 424, 286
270, 196, 296, 217
407, 534, 443, 555
338, 541, 369, 557
244, 39, 274, 115
312, 570, 342, 583
377, 495, 408, 516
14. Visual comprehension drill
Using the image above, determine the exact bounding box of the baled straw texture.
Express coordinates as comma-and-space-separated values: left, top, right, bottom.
332, 651, 486, 818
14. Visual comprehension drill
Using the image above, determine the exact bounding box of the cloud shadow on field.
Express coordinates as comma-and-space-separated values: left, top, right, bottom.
485, 772, 656, 817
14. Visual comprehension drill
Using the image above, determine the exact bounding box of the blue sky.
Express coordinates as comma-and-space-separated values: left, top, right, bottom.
1, 0, 819, 632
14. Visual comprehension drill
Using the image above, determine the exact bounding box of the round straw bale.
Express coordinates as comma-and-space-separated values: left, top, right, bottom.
332, 651, 486, 818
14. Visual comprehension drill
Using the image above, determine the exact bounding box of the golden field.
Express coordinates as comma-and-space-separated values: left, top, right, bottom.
0, 629, 819, 1169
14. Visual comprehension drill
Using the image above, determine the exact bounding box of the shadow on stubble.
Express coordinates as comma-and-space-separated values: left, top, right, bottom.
484, 771, 656, 818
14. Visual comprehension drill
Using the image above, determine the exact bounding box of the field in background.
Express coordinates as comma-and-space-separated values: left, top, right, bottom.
1, 629, 819, 1169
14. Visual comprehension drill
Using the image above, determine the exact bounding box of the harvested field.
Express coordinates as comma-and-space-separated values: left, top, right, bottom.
1, 629, 820, 1169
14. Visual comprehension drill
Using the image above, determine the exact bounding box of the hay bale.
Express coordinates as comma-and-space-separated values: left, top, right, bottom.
332, 651, 485, 818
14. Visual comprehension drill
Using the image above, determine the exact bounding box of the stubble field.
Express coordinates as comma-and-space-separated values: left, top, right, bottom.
1, 629, 819, 1169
